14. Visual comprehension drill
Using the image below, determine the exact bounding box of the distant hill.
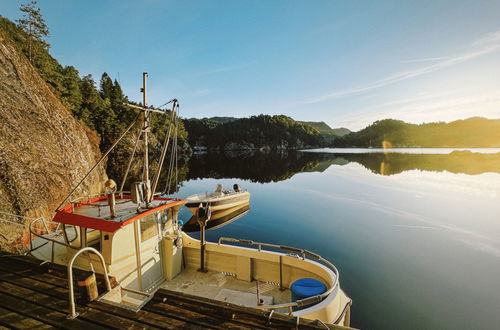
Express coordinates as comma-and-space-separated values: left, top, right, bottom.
183, 115, 325, 150
207, 116, 239, 124
332, 117, 500, 148
299, 121, 350, 136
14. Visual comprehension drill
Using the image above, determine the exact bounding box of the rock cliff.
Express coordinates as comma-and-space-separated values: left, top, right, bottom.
0, 31, 107, 252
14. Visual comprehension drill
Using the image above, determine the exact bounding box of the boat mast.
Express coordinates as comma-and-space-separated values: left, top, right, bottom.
141, 72, 151, 207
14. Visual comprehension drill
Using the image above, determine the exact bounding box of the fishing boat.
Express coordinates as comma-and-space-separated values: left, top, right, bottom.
185, 184, 251, 214
24, 73, 352, 326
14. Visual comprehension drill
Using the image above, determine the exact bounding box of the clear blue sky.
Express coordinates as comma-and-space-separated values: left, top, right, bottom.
2, 0, 500, 130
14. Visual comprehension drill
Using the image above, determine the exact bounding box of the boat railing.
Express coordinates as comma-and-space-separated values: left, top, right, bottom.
28, 217, 81, 263
67, 247, 111, 319
0, 211, 37, 253
0, 211, 32, 231
69, 191, 131, 206
217, 237, 340, 313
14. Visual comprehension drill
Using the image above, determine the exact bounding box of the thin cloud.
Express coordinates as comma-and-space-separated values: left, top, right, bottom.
473, 30, 500, 46
330, 90, 500, 130
401, 56, 450, 63
304, 30, 500, 104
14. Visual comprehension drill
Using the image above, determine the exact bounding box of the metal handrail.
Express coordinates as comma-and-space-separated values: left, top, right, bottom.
217, 237, 340, 312
29, 217, 74, 246
67, 247, 111, 319
69, 191, 132, 203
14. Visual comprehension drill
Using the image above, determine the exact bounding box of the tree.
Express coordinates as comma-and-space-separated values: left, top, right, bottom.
99, 72, 113, 100
16, 1, 49, 61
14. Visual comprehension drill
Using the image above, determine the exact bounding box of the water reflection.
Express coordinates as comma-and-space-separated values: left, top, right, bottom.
183, 150, 500, 182
182, 202, 250, 232
174, 149, 500, 330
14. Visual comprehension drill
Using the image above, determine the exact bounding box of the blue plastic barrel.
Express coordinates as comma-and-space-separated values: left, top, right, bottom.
290, 278, 327, 311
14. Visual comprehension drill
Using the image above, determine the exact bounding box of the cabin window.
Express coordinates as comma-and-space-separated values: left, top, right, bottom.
140, 215, 158, 242
63, 224, 81, 248
63, 224, 78, 244
86, 229, 102, 252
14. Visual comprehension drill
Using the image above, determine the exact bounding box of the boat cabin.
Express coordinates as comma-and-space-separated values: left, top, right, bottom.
31, 193, 186, 309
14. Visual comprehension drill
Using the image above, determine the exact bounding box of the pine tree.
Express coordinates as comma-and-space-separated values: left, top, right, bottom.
99, 72, 113, 100
61, 66, 83, 113
16, 1, 49, 61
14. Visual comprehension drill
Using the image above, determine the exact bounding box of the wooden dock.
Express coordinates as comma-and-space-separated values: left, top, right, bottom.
0, 252, 351, 329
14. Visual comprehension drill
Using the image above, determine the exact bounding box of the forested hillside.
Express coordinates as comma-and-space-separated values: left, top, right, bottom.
299, 121, 351, 136
184, 115, 325, 150
333, 117, 500, 148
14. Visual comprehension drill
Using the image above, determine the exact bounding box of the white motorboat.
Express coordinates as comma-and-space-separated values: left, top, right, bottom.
185, 184, 251, 214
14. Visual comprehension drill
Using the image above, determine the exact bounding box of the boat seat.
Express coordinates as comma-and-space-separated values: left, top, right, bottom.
210, 191, 224, 197
211, 184, 224, 197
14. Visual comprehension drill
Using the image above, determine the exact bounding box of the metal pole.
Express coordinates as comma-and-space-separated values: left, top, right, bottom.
197, 204, 210, 273
198, 217, 207, 272
142, 72, 151, 207
256, 280, 263, 305
279, 255, 284, 291
133, 221, 143, 291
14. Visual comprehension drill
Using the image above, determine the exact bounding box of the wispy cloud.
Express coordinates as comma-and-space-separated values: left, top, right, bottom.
304, 30, 500, 104
400, 56, 450, 64
330, 90, 500, 130
473, 30, 500, 46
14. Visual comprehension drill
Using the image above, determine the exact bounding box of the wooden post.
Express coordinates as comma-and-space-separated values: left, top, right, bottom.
107, 193, 116, 218
77, 273, 98, 302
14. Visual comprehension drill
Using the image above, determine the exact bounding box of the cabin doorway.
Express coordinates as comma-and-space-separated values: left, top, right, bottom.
139, 214, 164, 292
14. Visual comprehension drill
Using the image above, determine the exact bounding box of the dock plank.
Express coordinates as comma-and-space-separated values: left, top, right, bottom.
0, 291, 107, 330
0, 268, 197, 329
0, 306, 54, 330
0, 279, 154, 330
0, 253, 349, 329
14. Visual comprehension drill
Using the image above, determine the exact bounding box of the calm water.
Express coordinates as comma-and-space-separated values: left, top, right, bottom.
171, 149, 500, 330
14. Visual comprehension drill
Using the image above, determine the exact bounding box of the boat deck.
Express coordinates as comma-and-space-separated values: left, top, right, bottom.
161, 268, 290, 309
0, 252, 351, 329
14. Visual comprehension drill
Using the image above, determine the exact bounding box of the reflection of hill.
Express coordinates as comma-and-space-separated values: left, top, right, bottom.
339, 151, 500, 175
179, 150, 500, 185
186, 151, 339, 183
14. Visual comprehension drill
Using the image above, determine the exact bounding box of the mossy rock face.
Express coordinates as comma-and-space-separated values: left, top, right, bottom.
0, 30, 107, 252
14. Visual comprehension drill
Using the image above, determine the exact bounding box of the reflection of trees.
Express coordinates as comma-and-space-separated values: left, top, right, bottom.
339, 151, 500, 175
159, 151, 500, 189
185, 151, 341, 183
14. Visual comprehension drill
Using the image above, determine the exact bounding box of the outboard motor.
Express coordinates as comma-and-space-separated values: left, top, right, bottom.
233, 184, 241, 192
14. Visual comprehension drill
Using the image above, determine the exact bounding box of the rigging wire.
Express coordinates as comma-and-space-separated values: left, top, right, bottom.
164, 102, 180, 196
55, 111, 141, 211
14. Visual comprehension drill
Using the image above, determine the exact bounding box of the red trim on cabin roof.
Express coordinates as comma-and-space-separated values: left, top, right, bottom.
53, 196, 186, 233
